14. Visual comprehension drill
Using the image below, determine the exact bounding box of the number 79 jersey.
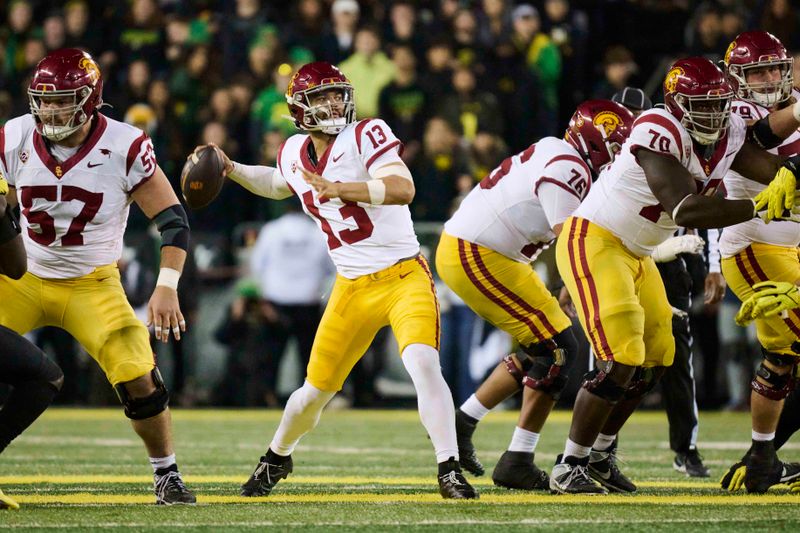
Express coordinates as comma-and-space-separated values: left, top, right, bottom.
574, 108, 747, 256
0, 114, 156, 278
277, 119, 419, 279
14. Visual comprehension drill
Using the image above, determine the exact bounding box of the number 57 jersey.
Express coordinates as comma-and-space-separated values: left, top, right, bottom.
0, 114, 156, 278
277, 118, 419, 279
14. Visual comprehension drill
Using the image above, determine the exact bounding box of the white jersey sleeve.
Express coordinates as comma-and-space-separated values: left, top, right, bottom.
356, 119, 404, 175
534, 156, 588, 229
627, 111, 687, 165
124, 132, 157, 192
0, 115, 37, 186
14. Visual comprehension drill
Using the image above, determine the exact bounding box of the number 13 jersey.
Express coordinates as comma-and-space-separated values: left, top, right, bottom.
277, 118, 419, 279
574, 108, 747, 256
0, 114, 157, 278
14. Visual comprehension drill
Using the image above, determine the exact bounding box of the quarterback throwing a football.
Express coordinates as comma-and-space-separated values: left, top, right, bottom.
202, 62, 477, 499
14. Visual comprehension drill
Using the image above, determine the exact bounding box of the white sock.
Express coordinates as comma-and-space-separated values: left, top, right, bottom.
563, 438, 592, 460
752, 430, 775, 441
402, 343, 459, 463
507, 427, 540, 453
149, 453, 176, 473
270, 381, 335, 456
460, 394, 490, 421
593, 433, 616, 451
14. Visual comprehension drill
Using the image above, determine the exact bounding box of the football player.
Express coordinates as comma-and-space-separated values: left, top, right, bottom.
436, 100, 634, 490
718, 30, 800, 492
204, 61, 476, 499
0, 182, 63, 510
551, 56, 800, 494
0, 49, 195, 505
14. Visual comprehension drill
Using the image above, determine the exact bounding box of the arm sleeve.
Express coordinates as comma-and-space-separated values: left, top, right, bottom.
628, 113, 686, 165
706, 228, 721, 274
125, 132, 157, 191
534, 160, 590, 228
357, 119, 404, 174
229, 162, 293, 200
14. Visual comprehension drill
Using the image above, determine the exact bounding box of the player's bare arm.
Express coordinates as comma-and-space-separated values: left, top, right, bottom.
0, 195, 25, 280
300, 166, 414, 205
638, 148, 754, 228
130, 165, 189, 343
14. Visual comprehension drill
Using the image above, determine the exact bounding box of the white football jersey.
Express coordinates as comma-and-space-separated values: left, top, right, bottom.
445, 137, 591, 263
719, 90, 800, 257
575, 108, 747, 257
277, 118, 419, 279
0, 114, 156, 278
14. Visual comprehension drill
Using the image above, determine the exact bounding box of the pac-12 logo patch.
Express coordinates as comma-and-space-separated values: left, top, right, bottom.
18, 149, 28, 164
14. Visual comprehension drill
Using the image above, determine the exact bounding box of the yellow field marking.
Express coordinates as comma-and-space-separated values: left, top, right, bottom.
39, 408, 675, 424
10, 492, 800, 505
0, 475, 723, 489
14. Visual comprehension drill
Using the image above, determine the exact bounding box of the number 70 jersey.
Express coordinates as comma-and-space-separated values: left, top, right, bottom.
277, 119, 419, 279
0, 114, 156, 278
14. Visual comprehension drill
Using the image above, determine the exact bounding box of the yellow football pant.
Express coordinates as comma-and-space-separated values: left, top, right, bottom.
555, 217, 674, 367
307, 255, 440, 392
0, 264, 153, 385
435, 231, 570, 347
722, 243, 800, 356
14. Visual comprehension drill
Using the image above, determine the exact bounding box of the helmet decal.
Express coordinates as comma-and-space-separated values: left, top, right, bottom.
664, 67, 684, 94
593, 111, 622, 137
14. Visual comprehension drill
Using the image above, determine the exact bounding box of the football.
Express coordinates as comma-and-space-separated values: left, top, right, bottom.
181, 145, 226, 209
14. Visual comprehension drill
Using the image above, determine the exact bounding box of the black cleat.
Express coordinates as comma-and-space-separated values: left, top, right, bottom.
673, 447, 710, 478
455, 409, 485, 476
154, 469, 196, 505
241, 452, 293, 497
588, 442, 636, 493
744, 441, 781, 494
492, 450, 549, 490
438, 458, 479, 499
550, 455, 608, 495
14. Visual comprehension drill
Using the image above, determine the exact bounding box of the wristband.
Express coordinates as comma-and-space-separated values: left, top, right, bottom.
156, 267, 180, 290
367, 179, 386, 205
0, 209, 20, 245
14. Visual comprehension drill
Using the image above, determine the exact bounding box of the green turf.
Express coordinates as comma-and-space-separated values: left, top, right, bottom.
1, 408, 799, 531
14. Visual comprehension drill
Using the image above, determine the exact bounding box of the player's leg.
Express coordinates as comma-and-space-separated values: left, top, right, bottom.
0, 325, 63, 508
60, 265, 194, 505
435, 232, 574, 484
586, 256, 674, 492
723, 244, 800, 492
390, 255, 476, 499
241, 274, 385, 497
550, 217, 645, 494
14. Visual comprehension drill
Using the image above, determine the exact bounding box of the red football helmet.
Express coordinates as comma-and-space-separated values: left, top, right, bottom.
564, 99, 635, 176
27, 48, 103, 141
663, 57, 733, 145
285, 62, 356, 135
724, 31, 793, 108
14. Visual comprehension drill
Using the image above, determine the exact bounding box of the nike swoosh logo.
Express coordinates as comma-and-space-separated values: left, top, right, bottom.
87, 162, 103, 168
332, 153, 344, 162
399, 272, 411, 279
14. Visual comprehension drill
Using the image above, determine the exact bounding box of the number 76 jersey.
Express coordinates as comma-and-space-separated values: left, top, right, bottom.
0, 114, 156, 278
277, 118, 419, 279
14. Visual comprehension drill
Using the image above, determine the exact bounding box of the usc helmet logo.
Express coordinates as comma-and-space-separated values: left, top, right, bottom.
78, 57, 100, 83
724, 40, 736, 65
664, 66, 684, 94
593, 111, 622, 137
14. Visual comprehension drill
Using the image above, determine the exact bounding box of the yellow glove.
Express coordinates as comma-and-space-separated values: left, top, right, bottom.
736, 281, 800, 325
0, 171, 8, 196
791, 480, 800, 493
723, 464, 747, 492
753, 167, 796, 223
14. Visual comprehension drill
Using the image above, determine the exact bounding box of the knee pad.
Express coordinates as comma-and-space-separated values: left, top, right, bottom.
114, 368, 170, 420
503, 354, 531, 386
581, 361, 636, 404
521, 329, 577, 400
751, 351, 797, 401
623, 366, 667, 400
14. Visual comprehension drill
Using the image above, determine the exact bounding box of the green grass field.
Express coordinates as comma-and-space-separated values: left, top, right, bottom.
2, 408, 800, 531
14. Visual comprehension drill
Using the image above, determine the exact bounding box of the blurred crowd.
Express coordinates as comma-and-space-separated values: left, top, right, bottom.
1, 0, 799, 408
